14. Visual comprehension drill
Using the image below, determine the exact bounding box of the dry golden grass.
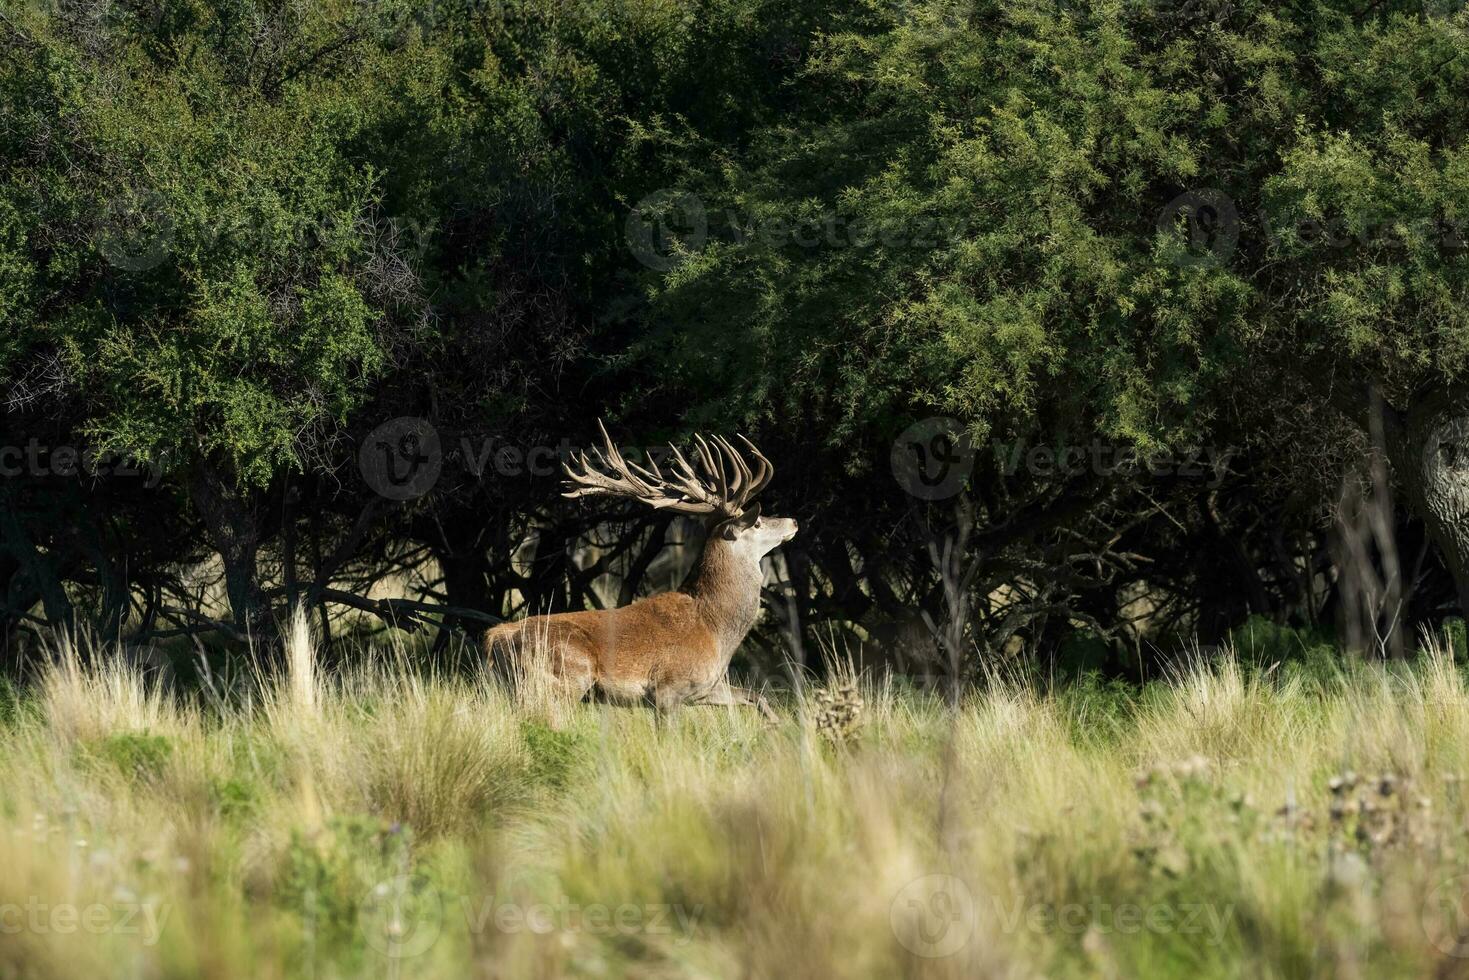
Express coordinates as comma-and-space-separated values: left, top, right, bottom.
2, 629, 1469, 978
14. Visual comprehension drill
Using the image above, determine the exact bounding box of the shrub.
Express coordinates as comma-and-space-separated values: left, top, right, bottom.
82, 731, 174, 780
520, 719, 588, 792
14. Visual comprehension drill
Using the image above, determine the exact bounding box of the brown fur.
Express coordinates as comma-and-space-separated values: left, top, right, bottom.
485, 521, 795, 719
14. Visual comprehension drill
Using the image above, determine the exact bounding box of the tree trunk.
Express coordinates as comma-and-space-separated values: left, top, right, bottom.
191, 463, 267, 635
439, 546, 493, 643
416, 507, 498, 645
0, 496, 75, 637
0, 554, 25, 669
1382, 388, 1469, 618
525, 521, 574, 614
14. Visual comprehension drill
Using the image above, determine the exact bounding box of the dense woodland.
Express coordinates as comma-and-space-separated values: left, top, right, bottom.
4, 0, 1469, 675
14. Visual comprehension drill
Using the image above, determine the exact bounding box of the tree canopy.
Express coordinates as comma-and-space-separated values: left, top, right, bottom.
2, 0, 1468, 667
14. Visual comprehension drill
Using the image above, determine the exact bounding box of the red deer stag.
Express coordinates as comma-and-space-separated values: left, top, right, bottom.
484, 422, 796, 720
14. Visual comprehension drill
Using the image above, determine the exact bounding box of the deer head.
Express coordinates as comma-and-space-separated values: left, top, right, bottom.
562, 420, 797, 557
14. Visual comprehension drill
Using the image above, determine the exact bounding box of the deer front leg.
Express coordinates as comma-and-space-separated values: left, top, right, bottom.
693, 679, 778, 723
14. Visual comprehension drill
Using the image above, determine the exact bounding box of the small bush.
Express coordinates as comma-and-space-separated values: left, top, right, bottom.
1443, 617, 1467, 661
520, 718, 588, 791
209, 776, 259, 818
82, 730, 174, 780
0, 675, 21, 728
278, 815, 422, 943
1228, 615, 1337, 668
1054, 630, 1117, 678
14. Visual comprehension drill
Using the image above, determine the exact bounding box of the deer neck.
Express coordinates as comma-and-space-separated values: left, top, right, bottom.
680, 535, 764, 658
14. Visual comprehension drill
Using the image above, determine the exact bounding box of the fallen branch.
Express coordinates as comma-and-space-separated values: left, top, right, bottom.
157, 606, 248, 645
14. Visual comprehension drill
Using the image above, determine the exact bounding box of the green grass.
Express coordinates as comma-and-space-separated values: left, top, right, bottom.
4, 624, 1469, 978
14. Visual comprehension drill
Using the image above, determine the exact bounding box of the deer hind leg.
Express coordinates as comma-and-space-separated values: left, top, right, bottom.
692, 679, 778, 723
548, 656, 596, 703
492, 630, 595, 708
649, 684, 692, 727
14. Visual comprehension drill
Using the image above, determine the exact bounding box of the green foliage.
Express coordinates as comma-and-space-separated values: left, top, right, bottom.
1, 1, 407, 485
1227, 615, 1339, 669
519, 717, 589, 792
5, 0, 1469, 645
1446, 618, 1468, 660
1054, 668, 1138, 744
0, 0, 831, 485
209, 775, 259, 818
1053, 630, 1118, 678
0, 674, 20, 729
83, 730, 174, 779
629, 0, 1469, 468
278, 815, 421, 940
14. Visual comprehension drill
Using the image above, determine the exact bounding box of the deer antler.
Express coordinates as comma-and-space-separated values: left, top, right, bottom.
562, 420, 774, 525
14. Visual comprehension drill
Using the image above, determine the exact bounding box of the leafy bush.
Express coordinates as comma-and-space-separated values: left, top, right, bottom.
82, 730, 173, 780
0, 675, 20, 728
209, 776, 258, 818
520, 719, 589, 792
1443, 618, 1467, 661
1053, 630, 1118, 679
1227, 615, 1338, 669
278, 815, 421, 941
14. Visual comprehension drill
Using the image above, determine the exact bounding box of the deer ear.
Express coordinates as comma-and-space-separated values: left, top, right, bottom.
718, 503, 761, 539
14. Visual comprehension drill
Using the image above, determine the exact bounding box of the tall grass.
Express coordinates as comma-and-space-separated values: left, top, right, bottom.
2, 631, 1469, 977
